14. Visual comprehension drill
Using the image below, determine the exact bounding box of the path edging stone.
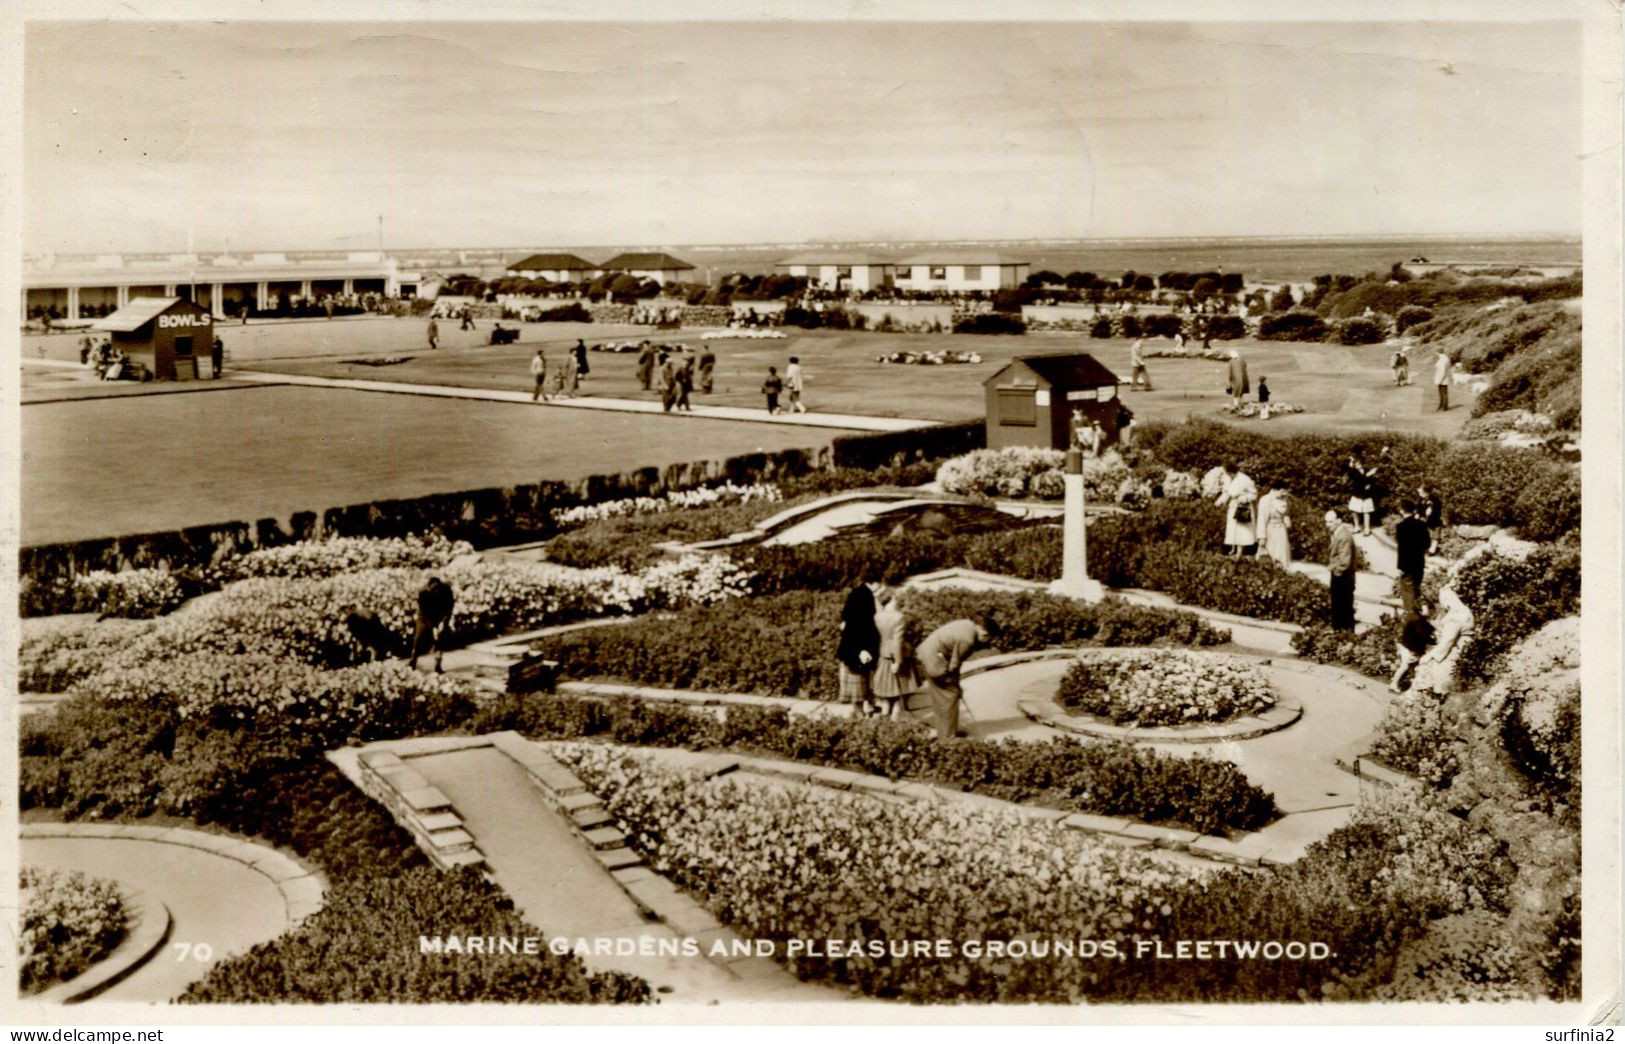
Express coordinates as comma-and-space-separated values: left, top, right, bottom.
28, 883, 172, 1005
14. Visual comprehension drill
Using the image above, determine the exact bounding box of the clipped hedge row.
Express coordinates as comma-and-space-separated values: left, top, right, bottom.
477, 693, 1272, 835
531, 587, 1228, 701
1136, 418, 1579, 540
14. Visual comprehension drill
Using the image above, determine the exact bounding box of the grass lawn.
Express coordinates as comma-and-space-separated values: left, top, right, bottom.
20, 384, 850, 545
204, 319, 1475, 436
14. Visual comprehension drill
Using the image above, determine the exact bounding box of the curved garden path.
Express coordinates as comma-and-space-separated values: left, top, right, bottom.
19, 824, 323, 1004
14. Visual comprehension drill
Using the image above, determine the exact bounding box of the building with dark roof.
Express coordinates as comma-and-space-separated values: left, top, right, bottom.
506, 253, 598, 281
93, 296, 217, 381
983, 353, 1129, 451
599, 252, 696, 285
773, 252, 895, 292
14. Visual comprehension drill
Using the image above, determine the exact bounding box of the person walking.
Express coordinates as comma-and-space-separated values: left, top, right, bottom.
870, 589, 920, 720
573, 338, 590, 380
1433, 350, 1453, 411
409, 575, 456, 673
1256, 486, 1292, 564
211, 335, 225, 379
460, 305, 474, 331
1216, 461, 1258, 557
762, 366, 784, 414
1345, 455, 1376, 536
1389, 602, 1435, 694
658, 354, 677, 412
1394, 499, 1433, 614
1414, 587, 1474, 696
1226, 349, 1249, 412
1416, 483, 1443, 533
529, 349, 550, 402
1325, 510, 1357, 632
1130, 338, 1153, 390
674, 357, 695, 412
836, 579, 882, 717
785, 356, 807, 413
426, 317, 439, 351
636, 341, 655, 390
915, 617, 995, 740
698, 345, 716, 393
1392, 344, 1410, 386
1256, 376, 1270, 404
561, 350, 579, 398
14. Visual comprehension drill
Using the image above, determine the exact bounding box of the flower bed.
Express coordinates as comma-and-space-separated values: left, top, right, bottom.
875, 350, 983, 365
20, 867, 127, 995
530, 587, 1228, 702
179, 868, 651, 1004
1231, 401, 1307, 419
936, 447, 1128, 500
1055, 650, 1275, 726
699, 329, 786, 340
71, 569, 187, 619
550, 482, 781, 529
210, 535, 473, 585
547, 744, 1196, 1002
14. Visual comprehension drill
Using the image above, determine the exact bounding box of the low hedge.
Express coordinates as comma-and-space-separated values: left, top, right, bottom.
952, 313, 1028, 335
178, 868, 651, 1004
477, 694, 1273, 835
531, 587, 1227, 701
1135, 418, 1579, 540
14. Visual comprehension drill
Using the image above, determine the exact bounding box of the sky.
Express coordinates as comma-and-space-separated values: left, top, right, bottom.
21, 17, 1584, 253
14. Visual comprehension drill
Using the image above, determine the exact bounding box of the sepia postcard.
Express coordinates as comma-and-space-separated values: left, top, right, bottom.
2, 0, 1619, 1030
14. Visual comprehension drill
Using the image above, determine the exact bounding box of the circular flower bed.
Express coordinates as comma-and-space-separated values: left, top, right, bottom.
20, 867, 127, 994
1055, 649, 1275, 726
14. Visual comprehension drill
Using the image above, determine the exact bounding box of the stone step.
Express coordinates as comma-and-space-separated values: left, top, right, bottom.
399, 785, 453, 814
417, 810, 464, 833
426, 827, 476, 854
581, 826, 627, 851
556, 791, 602, 814
435, 848, 487, 870
570, 806, 614, 830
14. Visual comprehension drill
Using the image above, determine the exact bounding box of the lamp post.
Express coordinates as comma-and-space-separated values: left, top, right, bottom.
1049, 446, 1105, 602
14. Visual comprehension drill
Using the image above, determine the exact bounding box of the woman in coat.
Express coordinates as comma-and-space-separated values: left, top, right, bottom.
870, 588, 920, 719
1346, 455, 1375, 536
1256, 486, 1293, 564
1215, 462, 1258, 557
836, 580, 882, 715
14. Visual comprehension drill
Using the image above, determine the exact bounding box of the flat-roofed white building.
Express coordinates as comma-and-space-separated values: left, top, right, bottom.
22, 251, 419, 319
774, 253, 895, 292
893, 252, 1029, 292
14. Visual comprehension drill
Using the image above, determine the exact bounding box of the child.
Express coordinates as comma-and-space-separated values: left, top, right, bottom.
1257, 376, 1270, 404
1389, 603, 1435, 694
762, 366, 784, 414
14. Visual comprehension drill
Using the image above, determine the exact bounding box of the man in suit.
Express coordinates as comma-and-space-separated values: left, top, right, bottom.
1393, 499, 1432, 614
914, 616, 997, 740
1326, 510, 1357, 631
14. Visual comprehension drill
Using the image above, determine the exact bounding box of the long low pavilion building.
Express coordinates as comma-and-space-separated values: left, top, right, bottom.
22, 251, 437, 321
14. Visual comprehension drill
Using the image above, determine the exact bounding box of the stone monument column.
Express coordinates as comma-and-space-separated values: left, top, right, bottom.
1048, 447, 1105, 602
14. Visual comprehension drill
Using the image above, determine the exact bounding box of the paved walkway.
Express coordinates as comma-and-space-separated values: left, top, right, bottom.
225, 367, 929, 432
19, 825, 322, 1004
402, 745, 828, 1002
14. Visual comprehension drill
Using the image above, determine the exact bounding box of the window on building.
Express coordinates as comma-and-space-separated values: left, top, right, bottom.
173, 335, 194, 357
930, 266, 947, 280
997, 388, 1037, 426
837, 266, 853, 279
962, 265, 982, 281
895, 268, 912, 280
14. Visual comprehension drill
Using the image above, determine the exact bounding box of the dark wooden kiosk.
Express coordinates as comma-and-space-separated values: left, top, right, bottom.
983, 352, 1130, 450
93, 297, 215, 381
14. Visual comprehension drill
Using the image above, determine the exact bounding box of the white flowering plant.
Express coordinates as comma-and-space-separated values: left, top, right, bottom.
19, 867, 126, 994
210, 534, 474, 585
551, 483, 781, 528
71, 569, 187, 619
1055, 649, 1276, 726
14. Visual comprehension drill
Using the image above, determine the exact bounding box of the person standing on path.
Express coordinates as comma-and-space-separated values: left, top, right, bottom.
915, 617, 995, 740
870, 589, 920, 721
1345, 455, 1376, 536
1392, 345, 1410, 386
784, 356, 807, 413
1256, 485, 1292, 564
1226, 349, 1249, 412
529, 349, 550, 402
636, 341, 655, 390
573, 339, 590, 380
409, 575, 456, 673
1434, 350, 1453, 411
460, 305, 474, 331
1130, 338, 1153, 390
1216, 461, 1258, 557
561, 351, 578, 398
211, 335, 225, 379
762, 366, 783, 414
837, 579, 882, 717
1415, 587, 1474, 697
1325, 510, 1357, 632
698, 345, 716, 393
1416, 483, 1443, 533
426, 317, 439, 351
1394, 499, 1432, 614
658, 354, 677, 412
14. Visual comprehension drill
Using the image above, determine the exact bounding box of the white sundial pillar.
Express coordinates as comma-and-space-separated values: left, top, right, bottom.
1049, 446, 1105, 602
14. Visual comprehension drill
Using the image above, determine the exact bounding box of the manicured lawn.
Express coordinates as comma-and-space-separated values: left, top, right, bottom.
20, 385, 849, 545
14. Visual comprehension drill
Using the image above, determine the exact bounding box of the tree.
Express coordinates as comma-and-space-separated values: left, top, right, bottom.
1025, 270, 1063, 288
1269, 285, 1295, 311
1120, 270, 1138, 290
609, 274, 642, 299
1133, 274, 1156, 293
1190, 277, 1218, 302
1064, 271, 1094, 290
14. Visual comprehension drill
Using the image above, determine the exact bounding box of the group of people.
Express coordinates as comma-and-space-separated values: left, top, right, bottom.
837, 579, 997, 740
344, 575, 457, 673
530, 339, 593, 401
634, 340, 716, 412
1390, 345, 1458, 412
761, 356, 805, 414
